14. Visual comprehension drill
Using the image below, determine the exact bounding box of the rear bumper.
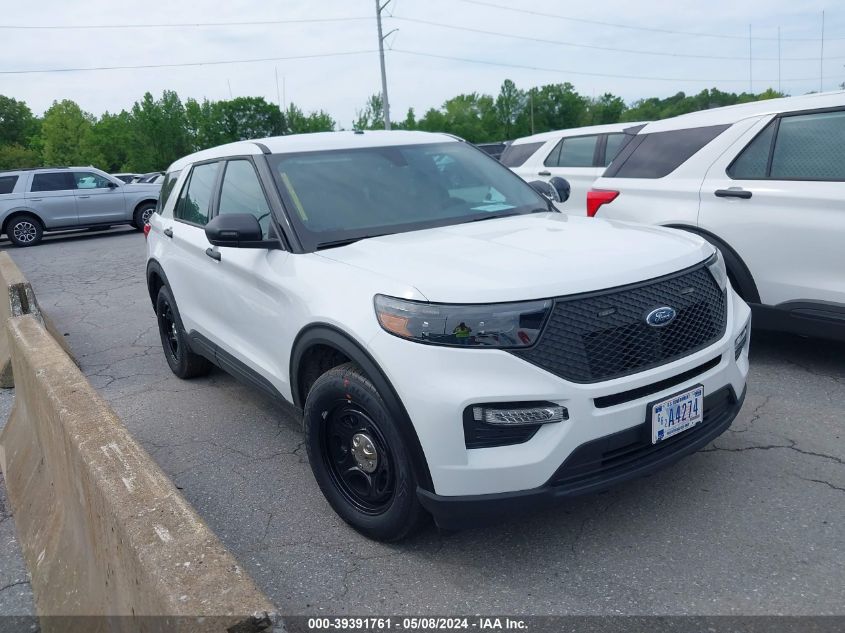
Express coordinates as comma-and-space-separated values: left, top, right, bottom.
418, 384, 746, 530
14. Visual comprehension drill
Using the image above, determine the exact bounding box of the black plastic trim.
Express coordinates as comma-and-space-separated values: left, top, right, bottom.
290, 323, 434, 491
418, 385, 745, 530
751, 301, 845, 342
594, 354, 722, 408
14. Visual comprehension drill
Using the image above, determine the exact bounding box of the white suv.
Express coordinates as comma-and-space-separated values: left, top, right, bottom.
146, 131, 750, 541
502, 122, 646, 212
589, 91, 845, 341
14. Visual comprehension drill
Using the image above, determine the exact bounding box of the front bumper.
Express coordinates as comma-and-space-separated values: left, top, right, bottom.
418, 384, 746, 530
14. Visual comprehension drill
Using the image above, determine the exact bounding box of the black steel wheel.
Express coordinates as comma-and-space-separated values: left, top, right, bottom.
155, 286, 212, 379
305, 362, 426, 541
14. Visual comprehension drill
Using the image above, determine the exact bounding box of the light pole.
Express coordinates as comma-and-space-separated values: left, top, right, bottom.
375, 0, 395, 130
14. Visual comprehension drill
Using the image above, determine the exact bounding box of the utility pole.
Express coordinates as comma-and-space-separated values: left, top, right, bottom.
748, 24, 752, 94
375, 0, 396, 130
275, 66, 282, 109
778, 27, 781, 93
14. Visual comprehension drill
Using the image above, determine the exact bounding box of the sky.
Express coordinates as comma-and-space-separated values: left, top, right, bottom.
1, 0, 843, 128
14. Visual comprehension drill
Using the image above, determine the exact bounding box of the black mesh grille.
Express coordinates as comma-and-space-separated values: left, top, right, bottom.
513, 264, 726, 383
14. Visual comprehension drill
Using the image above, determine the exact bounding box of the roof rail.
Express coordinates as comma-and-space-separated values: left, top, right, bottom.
0, 166, 69, 174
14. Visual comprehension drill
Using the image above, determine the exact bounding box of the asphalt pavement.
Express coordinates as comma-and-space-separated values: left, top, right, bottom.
2, 227, 843, 616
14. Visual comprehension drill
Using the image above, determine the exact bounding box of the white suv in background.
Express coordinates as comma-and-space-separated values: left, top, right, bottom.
502, 122, 646, 211
146, 131, 749, 541
589, 91, 845, 341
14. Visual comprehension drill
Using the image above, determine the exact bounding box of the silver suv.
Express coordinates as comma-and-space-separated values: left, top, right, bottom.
0, 166, 160, 246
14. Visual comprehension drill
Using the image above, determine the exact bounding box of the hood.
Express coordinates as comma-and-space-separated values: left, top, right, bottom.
317, 213, 713, 303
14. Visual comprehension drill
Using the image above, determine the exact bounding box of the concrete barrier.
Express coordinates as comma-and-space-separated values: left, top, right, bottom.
0, 315, 279, 632
0, 251, 72, 387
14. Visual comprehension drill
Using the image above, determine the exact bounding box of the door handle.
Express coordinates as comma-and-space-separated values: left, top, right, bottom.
29, 198, 42, 202
163, 227, 173, 238
538, 171, 551, 176
715, 189, 752, 199
77, 195, 90, 199
205, 247, 221, 262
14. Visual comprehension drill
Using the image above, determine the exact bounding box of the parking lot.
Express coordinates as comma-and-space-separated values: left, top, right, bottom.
3, 227, 844, 616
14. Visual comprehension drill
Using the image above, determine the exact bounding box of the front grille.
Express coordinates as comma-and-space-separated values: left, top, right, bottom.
513, 264, 726, 383
550, 386, 737, 489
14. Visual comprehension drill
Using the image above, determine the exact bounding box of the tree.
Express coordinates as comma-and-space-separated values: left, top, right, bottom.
495, 79, 525, 139
40, 100, 95, 165
354, 94, 384, 130
285, 103, 335, 134
0, 144, 40, 170
587, 93, 626, 125
216, 97, 286, 142
0, 95, 38, 147
85, 111, 133, 171
128, 91, 191, 171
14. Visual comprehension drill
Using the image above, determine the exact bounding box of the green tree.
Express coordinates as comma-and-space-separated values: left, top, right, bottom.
0, 95, 38, 147
354, 93, 384, 130
495, 79, 525, 139
40, 100, 96, 165
587, 93, 626, 125
285, 103, 335, 134
0, 144, 40, 170
85, 111, 133, 171
128, 90, 190, 171
216, 97, 286, 142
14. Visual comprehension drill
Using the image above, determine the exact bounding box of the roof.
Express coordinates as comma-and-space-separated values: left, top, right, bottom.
167, 130, 459, 172
641, 90, 845, 133
510, 121, 648, 146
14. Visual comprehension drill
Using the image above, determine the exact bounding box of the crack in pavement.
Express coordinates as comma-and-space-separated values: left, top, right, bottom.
702, 439, 845, 466
798, 477, 845, 494
729, 394, 771, 435
0, 580, 31, 595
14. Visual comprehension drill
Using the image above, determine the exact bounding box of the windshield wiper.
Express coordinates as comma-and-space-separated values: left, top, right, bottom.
316, 236, 372, 250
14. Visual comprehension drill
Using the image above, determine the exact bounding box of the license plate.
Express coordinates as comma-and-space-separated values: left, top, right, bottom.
650, 385, 704, 444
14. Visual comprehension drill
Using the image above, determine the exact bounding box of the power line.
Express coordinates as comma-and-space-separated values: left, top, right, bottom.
391, 48, 842, 84
455, 0, 845, 42
0, 16, 373, 30
391, 16, 845, 61
0, 50, 377, 75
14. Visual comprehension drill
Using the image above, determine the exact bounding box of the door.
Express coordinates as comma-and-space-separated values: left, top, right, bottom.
539, 134, 603, 212
160, 161, 222, 340
25, 171, 78, 228
72, 171, 127, 225
206, 158, 292, 395
699, 109, 845, 307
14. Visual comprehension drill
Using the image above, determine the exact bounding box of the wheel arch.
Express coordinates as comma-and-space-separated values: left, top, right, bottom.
665, 224, 761, 303
291, 323, 434, 492
2, 209, 45, 235
145, 258, 170, 312
133, 198, 158, 214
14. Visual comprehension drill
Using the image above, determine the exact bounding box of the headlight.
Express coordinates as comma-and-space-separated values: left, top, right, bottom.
706, 249, 728, 291
374, 294, 552, 348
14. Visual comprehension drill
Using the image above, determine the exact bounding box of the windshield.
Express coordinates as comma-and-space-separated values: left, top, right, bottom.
266, 141, 548, 251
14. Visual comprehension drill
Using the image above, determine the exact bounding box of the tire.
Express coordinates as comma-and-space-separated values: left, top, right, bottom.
155, 286, 213, 379
133, 202, 157, 230
304, 362, 426, 541
7, 215, 43, 247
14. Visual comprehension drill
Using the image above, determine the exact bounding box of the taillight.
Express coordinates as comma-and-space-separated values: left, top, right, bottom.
586, 189, 619, 217
143, 224, 152, 239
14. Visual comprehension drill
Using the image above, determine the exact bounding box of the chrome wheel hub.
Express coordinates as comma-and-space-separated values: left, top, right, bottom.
350, 432, 378, 473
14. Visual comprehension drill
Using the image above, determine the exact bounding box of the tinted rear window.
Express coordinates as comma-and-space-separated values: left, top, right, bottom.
156, 170, 181, 214
31, 171, 75, 192
0, 175, 18, 195
604, 124, 730, 179
500, 141, 544, 167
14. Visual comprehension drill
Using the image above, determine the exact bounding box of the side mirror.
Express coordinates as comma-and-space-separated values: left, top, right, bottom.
528, 180, 560, 202
205, 213, 270, 248
549, 177, 571, 203
107, 181, 119, 189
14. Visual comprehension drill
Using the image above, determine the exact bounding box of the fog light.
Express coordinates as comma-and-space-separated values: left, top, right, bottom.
472, 404, 568, 426
734, 319, 750, 359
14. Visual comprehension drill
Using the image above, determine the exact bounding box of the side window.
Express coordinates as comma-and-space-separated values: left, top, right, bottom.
545, 135, 598, 168
73, 171, 113, 189
0, 176, 18, 195
155, 170, 181, 215
218, 160, 272, 239
174, 162, 219, 226
499, 142, 544, 167
603, 133, 628, 166
605, 124, 730, 179
770, 110, 845, 181
727, 122, 776, 180
30, 172, 75, 192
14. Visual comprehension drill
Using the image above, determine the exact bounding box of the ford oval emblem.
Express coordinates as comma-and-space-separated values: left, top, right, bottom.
645, 306, 677, 327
